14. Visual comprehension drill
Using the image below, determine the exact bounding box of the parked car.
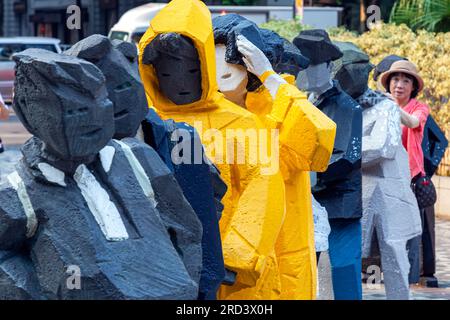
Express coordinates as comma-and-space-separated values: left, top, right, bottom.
0, 37, 62, 103
108, 3, 166, 45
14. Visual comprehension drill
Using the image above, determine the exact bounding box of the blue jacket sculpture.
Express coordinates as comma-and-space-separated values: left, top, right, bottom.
141, 110, 228, 300
294, 30, 363, 300
422, 116, 448, 177
308, 81, 362, 219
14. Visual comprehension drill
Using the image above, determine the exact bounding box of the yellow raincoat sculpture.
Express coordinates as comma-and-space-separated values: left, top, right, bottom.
139, 0, 336, 300
246, 75, 335, 300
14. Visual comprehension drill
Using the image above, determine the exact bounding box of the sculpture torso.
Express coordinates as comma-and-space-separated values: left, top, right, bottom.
0, 137, 200, 299
311, 81, 363, 220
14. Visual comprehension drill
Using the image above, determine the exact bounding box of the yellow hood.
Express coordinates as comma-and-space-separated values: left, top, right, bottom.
139, 0, 222, 113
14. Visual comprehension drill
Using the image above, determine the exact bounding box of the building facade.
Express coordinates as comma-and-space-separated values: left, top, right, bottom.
1, 0, 150, 43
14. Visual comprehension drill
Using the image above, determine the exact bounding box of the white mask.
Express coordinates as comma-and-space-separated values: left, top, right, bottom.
215, 44, 248, 105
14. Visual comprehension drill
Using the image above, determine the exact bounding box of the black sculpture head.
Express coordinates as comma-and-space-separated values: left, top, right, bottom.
293, 29, 343, 66
373, 55, 407, 82
332, 41, 374, 99
12, 49, 114, 161
65, 35, 148, 139
275, 37, 310, 76
142, 33, 202, 105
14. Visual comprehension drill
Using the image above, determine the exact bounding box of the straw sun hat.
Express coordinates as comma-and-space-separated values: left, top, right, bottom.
380, 60, 424, 93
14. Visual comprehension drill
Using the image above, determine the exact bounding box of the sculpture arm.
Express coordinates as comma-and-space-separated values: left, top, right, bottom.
362, 102, 401, 167
316, 99, 363, 185
0, 100, 9, 120
221, 164, 285, 287
235, 34, 336, 172
119, 138, 203, 283
265, 83, 336, 173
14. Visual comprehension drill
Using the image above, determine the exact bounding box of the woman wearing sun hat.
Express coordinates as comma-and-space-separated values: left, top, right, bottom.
381, 60, 435, 286
380, 60, 428, 150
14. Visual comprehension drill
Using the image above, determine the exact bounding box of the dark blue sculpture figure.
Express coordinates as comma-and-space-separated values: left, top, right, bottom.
0, 49, 203, 299
141, 110, 227, 300
65, 35, 227, 300
422, 116, 448, 177
294, 30, 363, 300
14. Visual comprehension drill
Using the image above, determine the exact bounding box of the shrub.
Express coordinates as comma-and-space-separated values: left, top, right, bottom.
259, 18, 310, 41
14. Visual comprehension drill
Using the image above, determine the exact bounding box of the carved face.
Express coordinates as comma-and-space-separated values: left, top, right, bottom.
13, 49, 114, 160
297, 62, 332, 94
65, 36, 149, 139
153, 48, 202, 106
55, 89, 114, 160
97, 44, 148, 139
215, 44, 248, 97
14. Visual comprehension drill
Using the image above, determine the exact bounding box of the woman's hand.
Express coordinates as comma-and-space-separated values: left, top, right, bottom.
236, 35, 273, 77
399, 107, 420, 128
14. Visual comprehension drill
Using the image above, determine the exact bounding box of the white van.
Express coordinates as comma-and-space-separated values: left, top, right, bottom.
108, 3, 166, 45
108, 3, 295, 45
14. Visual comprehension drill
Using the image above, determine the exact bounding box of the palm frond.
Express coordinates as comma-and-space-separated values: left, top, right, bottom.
390, 0, 450, 32
390, 0, 423, 28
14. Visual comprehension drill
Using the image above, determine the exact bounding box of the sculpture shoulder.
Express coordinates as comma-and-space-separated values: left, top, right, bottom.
113, 138, 171, 179
366, 98, 400, 122
210, 97, 264, 130
279, 82, 307, 99
376, 98, 399, 114
336, 90, 362, 113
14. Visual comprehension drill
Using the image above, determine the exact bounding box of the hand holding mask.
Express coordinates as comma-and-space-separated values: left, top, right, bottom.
236, 35, 273, 78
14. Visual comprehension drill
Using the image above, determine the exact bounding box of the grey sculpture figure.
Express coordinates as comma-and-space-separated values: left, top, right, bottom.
65, 36, 205, 287
66, 34, 227, 300
333, 41, 422, 300
0, 49, 202, 299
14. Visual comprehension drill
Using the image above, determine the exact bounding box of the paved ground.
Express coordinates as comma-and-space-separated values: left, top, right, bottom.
2, 114, 450, 300
0, 144, 21, 183
0, 113, 26, 182
0, 113, 32, 146
361, 217, 450, 300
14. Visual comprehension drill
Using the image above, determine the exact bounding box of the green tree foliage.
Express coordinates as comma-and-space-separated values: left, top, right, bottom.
390, 0, 450, 32
259, 18, 310, 41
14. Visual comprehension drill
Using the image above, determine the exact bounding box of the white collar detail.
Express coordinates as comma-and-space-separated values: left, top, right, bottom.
99, 146, 116, 173
37, 162, 67, 187
74, 164, 129, 242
